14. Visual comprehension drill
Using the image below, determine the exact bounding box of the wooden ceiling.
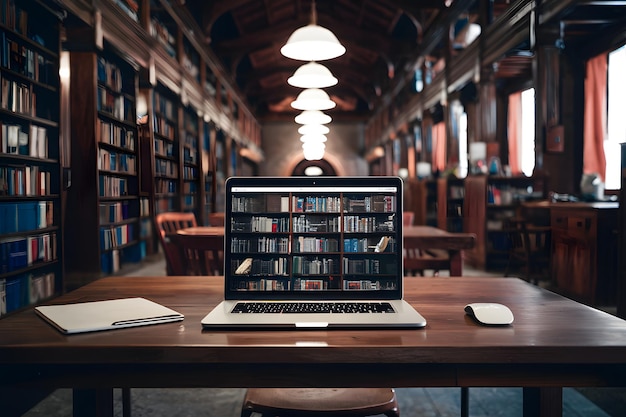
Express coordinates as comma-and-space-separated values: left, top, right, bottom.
178, 0, 626, 123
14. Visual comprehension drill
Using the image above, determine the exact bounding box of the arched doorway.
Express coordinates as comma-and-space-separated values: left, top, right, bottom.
291, 158, 337, 176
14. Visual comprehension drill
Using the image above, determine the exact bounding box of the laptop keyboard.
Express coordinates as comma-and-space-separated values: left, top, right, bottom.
232, 302, 396, 314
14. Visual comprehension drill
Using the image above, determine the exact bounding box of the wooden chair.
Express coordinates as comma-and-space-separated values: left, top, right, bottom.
175, 233, 224, 275
241, 388, 399, 417
504, 217, 551, 284
402, 211, 414, 226
208, 212, 225, 227
155, 212, 197, 275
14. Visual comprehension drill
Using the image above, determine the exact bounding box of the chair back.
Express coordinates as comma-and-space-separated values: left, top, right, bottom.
208, 212, 225, 227
403, 211, 415, 226
175, 233, 224, 276
155, 212, 197, 275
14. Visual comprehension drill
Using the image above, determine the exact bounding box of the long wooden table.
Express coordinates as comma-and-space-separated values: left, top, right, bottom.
404, 226, 476, 276
2, 276, 626, 416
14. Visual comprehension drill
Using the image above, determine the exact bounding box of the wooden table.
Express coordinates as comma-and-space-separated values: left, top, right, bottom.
176, 226, 225, 237
404, 226, 476, 276
2, 276, 626, 416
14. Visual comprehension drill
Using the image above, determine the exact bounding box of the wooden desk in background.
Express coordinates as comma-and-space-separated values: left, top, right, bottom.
2, 276, 626, 417
404, 226, 476, 276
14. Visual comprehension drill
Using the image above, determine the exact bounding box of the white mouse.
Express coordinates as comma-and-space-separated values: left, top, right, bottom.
464, 303, 514, 325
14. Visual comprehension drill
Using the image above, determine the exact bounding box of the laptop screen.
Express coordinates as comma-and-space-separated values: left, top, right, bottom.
224, 176, 403, 300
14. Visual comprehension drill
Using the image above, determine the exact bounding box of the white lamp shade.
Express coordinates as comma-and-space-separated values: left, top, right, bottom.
295, 110, 332, 125
302, 141, 326, 161
298, 124, 330, 135
291, 88, 336, 111
280, 24, 346, 61
300, 134, 327, 143
288, 62, 338, 88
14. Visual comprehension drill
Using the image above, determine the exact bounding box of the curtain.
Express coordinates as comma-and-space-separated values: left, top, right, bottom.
583, 53, 608, 181
507, 92, 523, 175
432, 122, 446, 172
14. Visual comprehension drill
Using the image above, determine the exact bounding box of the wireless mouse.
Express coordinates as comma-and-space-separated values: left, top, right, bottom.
464, 303, 514, 325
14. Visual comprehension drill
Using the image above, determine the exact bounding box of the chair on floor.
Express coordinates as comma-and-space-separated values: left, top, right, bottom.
208, 212, 225, 227
402, 211, 415, 226
241, 388, 399, 417
155, 212, 197, 275
175, 232, 224, 275
504, 217, 551, 284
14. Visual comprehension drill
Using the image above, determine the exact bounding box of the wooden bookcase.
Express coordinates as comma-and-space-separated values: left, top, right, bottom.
229, 191, 399, 292
463, 175, 547, 270
65, 45, 145, 288
0, 0, 63, 315
151, 83, 180, 215
437, 177, 465, 232
181, 105, 200, 217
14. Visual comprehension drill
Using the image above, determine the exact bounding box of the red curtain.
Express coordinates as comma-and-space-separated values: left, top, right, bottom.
432, 122, 446, 172
507, 92, 522, 175
583, 53, 608, 181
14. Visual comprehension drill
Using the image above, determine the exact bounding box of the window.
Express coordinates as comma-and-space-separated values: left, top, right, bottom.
605, 44, 626, 190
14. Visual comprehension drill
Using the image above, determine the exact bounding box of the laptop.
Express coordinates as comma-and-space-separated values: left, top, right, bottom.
201, 176, 427, 329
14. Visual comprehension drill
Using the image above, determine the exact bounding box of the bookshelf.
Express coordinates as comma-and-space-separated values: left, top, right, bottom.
229, 192, 399, 292
437, 177, 465, 232
65, 45, 145, 287
0, 0, 62, 316
151, 83, 179, 215
181, 105, 200, 217
463, 175, 547, 270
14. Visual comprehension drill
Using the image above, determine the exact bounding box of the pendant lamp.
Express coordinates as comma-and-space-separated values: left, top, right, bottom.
300, 134, 327, 143
298, 124, 330, 135
295, 110, 332, 125
280, 0, 346, 61
291, 88, 336, 111
288, 61, 338, 88
302, 141, 326, 161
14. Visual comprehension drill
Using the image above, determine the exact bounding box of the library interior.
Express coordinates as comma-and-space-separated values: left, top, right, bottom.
3, 1, 626, 416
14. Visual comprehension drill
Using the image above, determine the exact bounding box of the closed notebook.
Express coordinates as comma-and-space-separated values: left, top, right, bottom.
35, 297, 184, 334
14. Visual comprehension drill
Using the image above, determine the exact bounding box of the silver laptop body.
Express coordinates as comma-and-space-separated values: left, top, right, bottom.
201, 176, 426, 329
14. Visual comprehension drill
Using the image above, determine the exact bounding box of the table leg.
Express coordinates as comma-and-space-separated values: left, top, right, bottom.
449, 250, 463, 276
73, 388, 114, 417
523, 387, 562, 417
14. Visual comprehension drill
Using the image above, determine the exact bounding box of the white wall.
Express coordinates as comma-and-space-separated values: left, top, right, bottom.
260, 122, 369, 176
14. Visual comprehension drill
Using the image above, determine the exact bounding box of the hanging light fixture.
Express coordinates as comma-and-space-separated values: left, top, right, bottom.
288, 61, 338, 88
291, 88, 336, 111
280, 0, 346, 61
300, 134, 327, 143
302, 141, 326, 161
295, 110, 332, 125
298, 124, 330, 135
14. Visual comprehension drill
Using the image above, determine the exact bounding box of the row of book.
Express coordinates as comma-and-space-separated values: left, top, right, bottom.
0, 232, 57, 273
294, 278, 328, 291
0, 201, 53, 234
344, 195, 396, 213
344, 237, 396, 253
0, 166, 51, 197
98, 148, 137, 174
100, 223, 135, 250
100, 241, 146, 274
183, 181, 198, 194
0, 271, 56, 316
98, 119, 135, 150
99, 201, 130, 224
293, 215, 341, 233
1, 36, 56, 85
1, 76, 35, 116
154, 137, 175, 157
97, 86, 133, 122
293, 196, 342, 213
139, 218, 152, 239
342, 280, 393, 291
98, 175, 129, 197
232, 278, 290, 291
183, 165, 198, 179
343, 216, 395, 233
343, 258, 396, 275
0, 121, 48, 158
293, 236, 340, 253
230, 236, 290, 254
248, 216, 290, 233
155, 178, 176, 194
153, 90, 176, 119
150, 18, 177, 59
97, 56, 124, 93
155, 158, 177, 177
292, 256, 338, 275
153, 114, 176, 140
